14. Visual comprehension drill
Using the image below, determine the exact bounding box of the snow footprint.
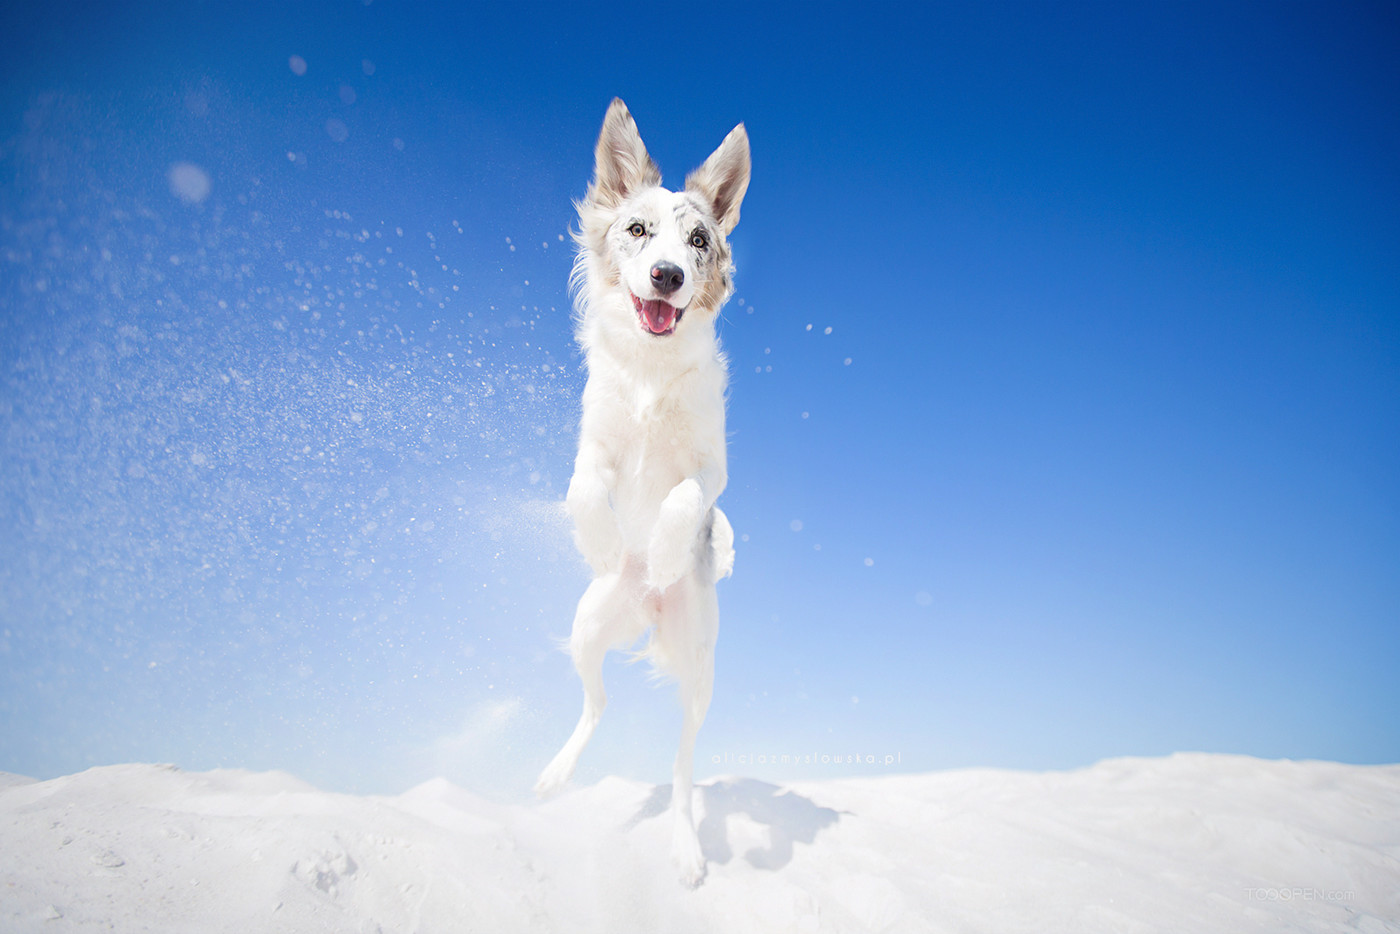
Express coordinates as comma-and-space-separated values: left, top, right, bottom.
92, 849, 126, 870
291, 848, 358, 897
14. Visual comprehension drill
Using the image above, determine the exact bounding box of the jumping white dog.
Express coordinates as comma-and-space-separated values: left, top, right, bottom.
533, 98, 750, 887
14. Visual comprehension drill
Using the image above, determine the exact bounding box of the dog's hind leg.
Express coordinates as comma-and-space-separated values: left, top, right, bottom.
655, 572, 719, 887
534, 563, 645, 798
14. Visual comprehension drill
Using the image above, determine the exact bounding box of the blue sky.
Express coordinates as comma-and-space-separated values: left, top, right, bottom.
1, 1, 1396, 797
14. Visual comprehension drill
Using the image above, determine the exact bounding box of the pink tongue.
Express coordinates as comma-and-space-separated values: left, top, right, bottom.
640, 299, 678, 334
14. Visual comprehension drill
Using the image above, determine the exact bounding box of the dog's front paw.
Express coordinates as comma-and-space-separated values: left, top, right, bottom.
647, 480, 703, 590
567, 476, 623, 575
646, 533, 693, 592
574, 518, 623, 576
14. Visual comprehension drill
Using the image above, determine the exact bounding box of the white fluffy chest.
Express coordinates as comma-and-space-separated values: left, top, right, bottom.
615, 394, 708, 485
583, 359, 727, 545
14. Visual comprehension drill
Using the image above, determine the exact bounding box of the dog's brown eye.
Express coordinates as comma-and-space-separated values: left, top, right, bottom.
690, 231, 708, 249
627, 222, 646, 237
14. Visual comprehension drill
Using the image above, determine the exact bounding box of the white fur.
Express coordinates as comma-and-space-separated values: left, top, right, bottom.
534, 99, 750, 887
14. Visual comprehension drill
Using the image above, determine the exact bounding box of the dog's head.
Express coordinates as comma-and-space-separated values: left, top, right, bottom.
573, 99, 750, 348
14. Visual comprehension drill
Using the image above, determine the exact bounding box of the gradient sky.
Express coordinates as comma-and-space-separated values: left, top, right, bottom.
2, 1, 1396, 798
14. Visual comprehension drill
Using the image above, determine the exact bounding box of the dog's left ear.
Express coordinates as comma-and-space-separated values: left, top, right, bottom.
686, 123, 750, 235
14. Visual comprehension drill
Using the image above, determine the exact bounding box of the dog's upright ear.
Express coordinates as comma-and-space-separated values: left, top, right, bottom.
686, 123, 751, 234
590, 98, 661, 209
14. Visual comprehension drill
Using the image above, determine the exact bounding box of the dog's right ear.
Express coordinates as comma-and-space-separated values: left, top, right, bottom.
590, 98, 661, 209
686, 122, 750, 235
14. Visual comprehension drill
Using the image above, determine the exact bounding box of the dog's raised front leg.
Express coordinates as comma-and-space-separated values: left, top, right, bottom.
566, 443, 622, 577
647, 460, 725, 592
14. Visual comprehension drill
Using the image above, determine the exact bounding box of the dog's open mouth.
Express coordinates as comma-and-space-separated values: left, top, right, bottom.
631, 292, 684, 336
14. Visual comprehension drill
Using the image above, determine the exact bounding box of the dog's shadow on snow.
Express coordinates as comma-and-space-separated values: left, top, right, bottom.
624, 779, 842, 870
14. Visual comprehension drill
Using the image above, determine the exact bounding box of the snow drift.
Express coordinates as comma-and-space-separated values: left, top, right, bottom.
2, 754, 1397, 932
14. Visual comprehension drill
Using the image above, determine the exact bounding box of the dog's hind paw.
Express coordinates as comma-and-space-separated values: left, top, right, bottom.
672, 830, 707, 888
533, 759, 574, 799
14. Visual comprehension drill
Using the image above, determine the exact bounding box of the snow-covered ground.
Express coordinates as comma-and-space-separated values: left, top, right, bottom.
2, 754, 1396, 933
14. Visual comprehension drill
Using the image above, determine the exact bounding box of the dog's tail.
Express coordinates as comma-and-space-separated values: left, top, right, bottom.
710, 506, 735, 583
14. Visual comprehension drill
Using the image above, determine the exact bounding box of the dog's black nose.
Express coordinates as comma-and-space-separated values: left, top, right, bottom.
650, 262, 685, 295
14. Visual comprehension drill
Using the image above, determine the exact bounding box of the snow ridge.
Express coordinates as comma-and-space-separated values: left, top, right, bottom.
2, 754, 1397, 933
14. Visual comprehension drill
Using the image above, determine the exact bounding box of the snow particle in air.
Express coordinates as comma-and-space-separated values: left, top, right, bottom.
289, 55, 308, 76
864, 557, 874, 567
339, 85, 357, 105
915, 591, 933, 607
789, 519, 804, 533
325, 119, 349, 143
361, 59, 376, 76
167, 162, 211, 204
393, 138, 405, 151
